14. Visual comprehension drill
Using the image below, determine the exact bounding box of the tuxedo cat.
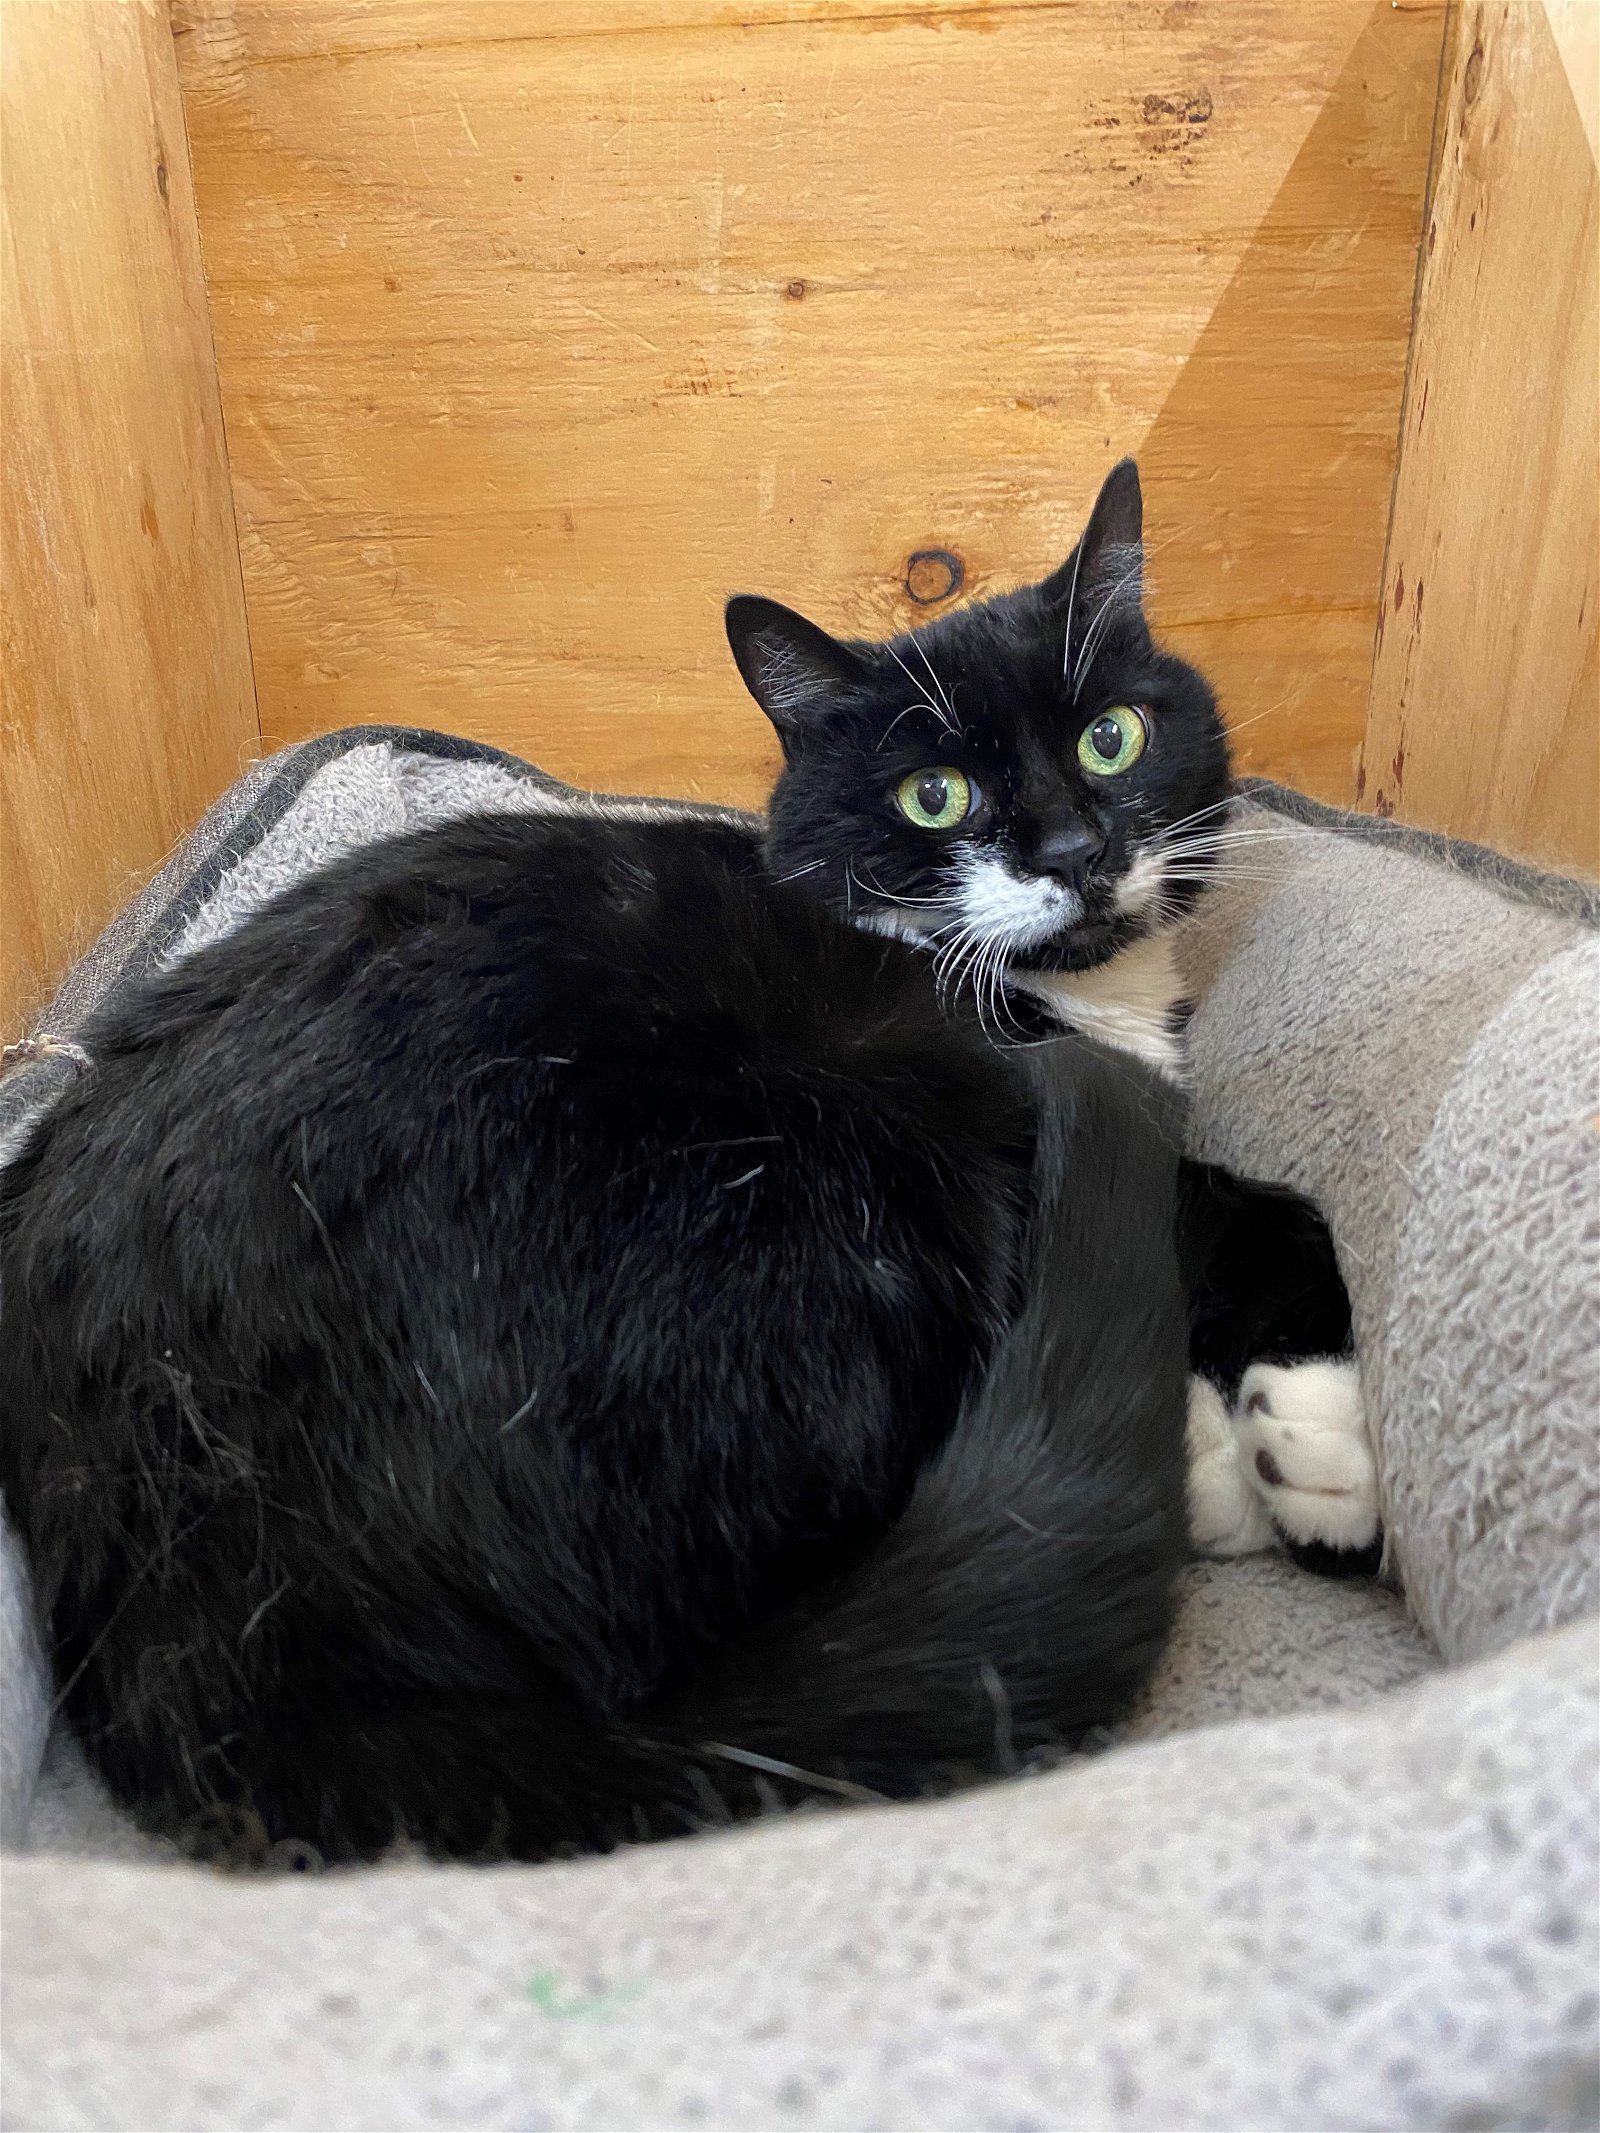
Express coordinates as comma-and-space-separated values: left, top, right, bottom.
0, 466, 1372, 1871
725, 460, 1379, 1568
1, 808, 1196, 1865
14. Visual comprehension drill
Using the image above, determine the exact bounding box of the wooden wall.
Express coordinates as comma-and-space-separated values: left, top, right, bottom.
1, 0, 260, 1040
171, 0, 1445, 813
1362, 0, 1599, 874
7, 0, 1594, 1037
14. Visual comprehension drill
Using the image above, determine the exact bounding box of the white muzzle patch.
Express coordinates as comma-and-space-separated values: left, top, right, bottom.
953, 849, 1080, 951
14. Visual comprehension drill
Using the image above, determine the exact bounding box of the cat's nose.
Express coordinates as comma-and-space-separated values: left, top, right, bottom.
1033, 823, 1106, 882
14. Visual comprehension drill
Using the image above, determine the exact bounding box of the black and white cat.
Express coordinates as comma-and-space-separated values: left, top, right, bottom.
2, 810, 1197, 1864
726, 460, 1378, 1567
0, 463, 1373, 1869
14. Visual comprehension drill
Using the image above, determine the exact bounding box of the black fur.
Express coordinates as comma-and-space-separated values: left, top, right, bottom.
0, 809, 1191, 1863
1176, 1161, 1353, 1406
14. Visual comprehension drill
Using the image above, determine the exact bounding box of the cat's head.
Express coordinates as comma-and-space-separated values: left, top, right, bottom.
726, 460, 1231, 975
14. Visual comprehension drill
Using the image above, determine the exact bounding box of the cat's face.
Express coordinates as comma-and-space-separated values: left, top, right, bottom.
726, 460, 1231, 976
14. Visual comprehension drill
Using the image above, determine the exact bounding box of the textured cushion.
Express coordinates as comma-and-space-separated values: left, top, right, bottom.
1177, 791, 1600, 1663
2, 731, 1594, 2131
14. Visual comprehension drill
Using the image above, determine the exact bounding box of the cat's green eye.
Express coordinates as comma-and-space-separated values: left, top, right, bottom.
1077, 704, 1148, 777
896, 767, 975, 831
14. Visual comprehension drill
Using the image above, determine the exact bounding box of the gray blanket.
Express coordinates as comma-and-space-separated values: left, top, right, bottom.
3, 733, 1596, 2131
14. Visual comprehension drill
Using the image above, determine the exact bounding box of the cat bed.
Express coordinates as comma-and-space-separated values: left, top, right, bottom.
3, 729, 1596, 2131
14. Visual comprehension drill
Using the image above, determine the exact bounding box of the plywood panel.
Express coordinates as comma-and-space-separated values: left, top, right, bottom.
1, 0, 260, 1040
174, 0, 1443, 811
1142, 0, 1448, 801
1362, 0, 1599, 874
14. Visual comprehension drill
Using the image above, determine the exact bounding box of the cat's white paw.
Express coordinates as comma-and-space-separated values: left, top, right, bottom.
1185, 1374, 1276, 1557
1232, 1358, 1380, 1552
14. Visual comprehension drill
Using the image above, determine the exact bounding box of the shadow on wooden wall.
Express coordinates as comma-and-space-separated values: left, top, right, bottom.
1141, 0, 1442, 804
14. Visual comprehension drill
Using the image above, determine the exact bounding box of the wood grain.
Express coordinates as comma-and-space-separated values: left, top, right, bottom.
1141, 0, 1447, 803
1362, 0, 1599, 874
174, 0, 1443, 811
1, 0, 260, 1039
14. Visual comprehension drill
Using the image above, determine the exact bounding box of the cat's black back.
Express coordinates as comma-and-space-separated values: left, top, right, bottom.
0, 807, 1190, 1862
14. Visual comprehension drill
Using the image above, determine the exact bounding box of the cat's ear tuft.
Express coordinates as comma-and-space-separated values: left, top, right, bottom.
724, 596, 867, 749
1042, 458, 1145, 611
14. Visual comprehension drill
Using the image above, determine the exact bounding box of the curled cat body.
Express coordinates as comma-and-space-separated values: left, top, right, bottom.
0, 464, 1375, 1869
728, 460, 1379, 1569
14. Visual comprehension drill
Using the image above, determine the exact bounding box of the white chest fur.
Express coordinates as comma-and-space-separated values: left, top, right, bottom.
1015, 930, 1188, 1082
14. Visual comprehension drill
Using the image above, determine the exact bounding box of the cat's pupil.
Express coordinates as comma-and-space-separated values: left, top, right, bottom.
916, 773, 950, 816
1089, 717, 1123, 761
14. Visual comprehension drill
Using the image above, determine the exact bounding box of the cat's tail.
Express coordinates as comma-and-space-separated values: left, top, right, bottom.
640, 1037, 1192, 1811
222, 1041, 1192, 1864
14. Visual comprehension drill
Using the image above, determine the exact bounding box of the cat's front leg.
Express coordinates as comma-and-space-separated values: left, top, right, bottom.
1185, 1361, 1381, 1567
1177, 1160, 1382, 1573
1230, 1357, 1382, 1572
1185, 1372, 1276, 1555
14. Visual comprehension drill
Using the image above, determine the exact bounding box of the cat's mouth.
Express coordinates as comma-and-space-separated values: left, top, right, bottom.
943, 849, 1143, 973
998, 910, 1134, 975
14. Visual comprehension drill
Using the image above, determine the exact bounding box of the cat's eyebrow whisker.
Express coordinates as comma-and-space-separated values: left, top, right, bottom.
882, 642, 953, 735
1071, 557, 1144, 700
1060, 536, 1086, 682
875, 702, 928, 751
908, 632, 960, 730
1069, 524, 1184, 700
773, 858, 827, 881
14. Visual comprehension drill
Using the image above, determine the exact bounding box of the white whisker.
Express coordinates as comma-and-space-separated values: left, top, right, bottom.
876, 701, 928, 751
883, 641, 956, 737
1156, 796, 1239, 838
1060, 535, 1086, 682
1069, 524, 1185, 700
909, 632, 959, 729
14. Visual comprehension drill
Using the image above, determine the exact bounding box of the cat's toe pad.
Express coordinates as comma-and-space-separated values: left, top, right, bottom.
1234, 1359, 1379, 1552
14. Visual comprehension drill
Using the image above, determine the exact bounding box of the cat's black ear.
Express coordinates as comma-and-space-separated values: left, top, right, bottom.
1041, 458, 1144, 612
725, 596, 868, 748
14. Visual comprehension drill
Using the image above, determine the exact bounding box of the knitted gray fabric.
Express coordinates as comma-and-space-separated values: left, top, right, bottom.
1177, 816, 1600, 1662
3, 1622, 1594, 2133
2, 734, 1595, 2131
